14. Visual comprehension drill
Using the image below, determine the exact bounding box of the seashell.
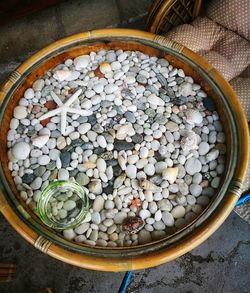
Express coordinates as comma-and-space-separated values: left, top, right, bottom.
180, 130, 198, 151
32, 135, 50, 148
53, 70, 72, 82
83, 161, 97, 169
139, 179, 162, 192
99, 62, 112, 74
185, 109, 203, 125
156, 73, 168, 87
179, 82, 193, 96
116, 124, 134, 140
113, 172, 126, 189
88, 180, 102, 195
118, 155, 127, 171
162, 166, 179, 184
122, 216, 145, 234
148, 94, 165, 107
179, 105, 187, 112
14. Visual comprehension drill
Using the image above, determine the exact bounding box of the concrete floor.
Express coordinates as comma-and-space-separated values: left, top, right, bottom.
0, 0, 249, 292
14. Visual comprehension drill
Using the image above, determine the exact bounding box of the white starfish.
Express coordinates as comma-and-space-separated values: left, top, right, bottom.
38, 89, 92, 135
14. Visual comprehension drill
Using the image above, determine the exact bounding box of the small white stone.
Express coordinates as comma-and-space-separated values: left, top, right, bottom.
93, 83, 104, 94
190, 184, 202, 197
127, 154, 139, 165
118, 52, 127, 62
154, 210, 162, 221
38, 155, 50, 165
74, 55, 90, 70
93, 195, 104, 212
125, 165, 137, 179
63, 229, 76, 240
111, 61, 122, 71
125, 76, 136, 84
199, 142, 210, 155
58, 168, 69, 180
10, 118, 19, 130
78, 123, 91, 135
185, 158, 202, 175
148, 202, 158, 214
144, 164, 155, 176
162, 211, 175, 226
33, 79, 45, 91
171, 206, 185, 219
153, 221, 165, 230
114, 212, 127, 224
139, 209, 151, 220
57, 137, 67, 150
30, 177, 42, 190
75, 222, 90, 234
105, 83, 118, 94
49, 149, 60, 160
24, 88, 34, 100
97, 135, 107, 148
105, 200, 115, 209
140, 147, 148, 158
96, 158, 106, 173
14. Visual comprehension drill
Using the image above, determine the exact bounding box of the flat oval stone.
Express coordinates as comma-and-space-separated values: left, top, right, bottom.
162, 211, 175, 226
12, 141, 30, 160
114, 140, 134, 151
171, 206, 185, 219
63, 200, 76, 211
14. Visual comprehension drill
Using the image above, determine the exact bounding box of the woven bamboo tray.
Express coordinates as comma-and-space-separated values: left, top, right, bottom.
146, 0, 202, 34
0, 28, 249, 271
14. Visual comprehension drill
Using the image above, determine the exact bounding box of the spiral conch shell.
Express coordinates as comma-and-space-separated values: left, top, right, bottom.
185, 109, 203, 125
162, 166, 179, 184
116, 124, 135, 140
139, 179, 162, 192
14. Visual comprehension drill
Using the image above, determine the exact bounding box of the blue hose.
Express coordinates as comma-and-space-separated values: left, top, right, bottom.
118, 271, 134, 293
235, 190, 250, 206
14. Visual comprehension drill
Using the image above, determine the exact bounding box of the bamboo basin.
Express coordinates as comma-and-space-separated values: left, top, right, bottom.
0, 29, 249, 272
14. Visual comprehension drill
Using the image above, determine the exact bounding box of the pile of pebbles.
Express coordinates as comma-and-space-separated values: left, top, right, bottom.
7, 49, 226, 247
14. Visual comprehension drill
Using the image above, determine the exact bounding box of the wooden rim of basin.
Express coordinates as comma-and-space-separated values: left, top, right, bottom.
0, 28, 249, 271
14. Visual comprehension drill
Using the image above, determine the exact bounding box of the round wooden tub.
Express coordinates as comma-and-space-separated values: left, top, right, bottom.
0, 28, 249, 272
